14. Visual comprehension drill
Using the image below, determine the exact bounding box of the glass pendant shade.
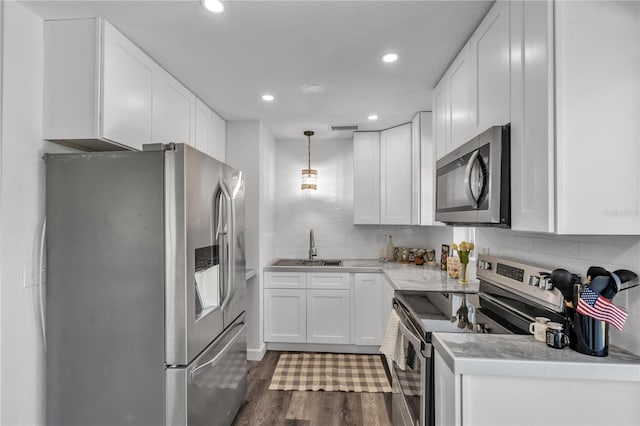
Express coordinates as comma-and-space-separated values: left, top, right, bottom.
301, 130, 317, 190
301, 168, 317, 190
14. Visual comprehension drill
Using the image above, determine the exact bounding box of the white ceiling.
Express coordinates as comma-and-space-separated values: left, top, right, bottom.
23, 0, 493, 140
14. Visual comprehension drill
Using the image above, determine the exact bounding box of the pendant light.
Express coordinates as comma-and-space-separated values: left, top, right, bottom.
301, 130, 317, 190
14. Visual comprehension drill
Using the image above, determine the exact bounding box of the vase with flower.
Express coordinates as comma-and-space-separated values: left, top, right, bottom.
451, 241, 474, 284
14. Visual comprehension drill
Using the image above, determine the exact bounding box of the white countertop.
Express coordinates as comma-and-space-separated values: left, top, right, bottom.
264, 259, 479, 293
432, 332, 640, 382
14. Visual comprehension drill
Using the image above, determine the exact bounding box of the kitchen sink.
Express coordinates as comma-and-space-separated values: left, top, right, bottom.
273, 259, 343, 267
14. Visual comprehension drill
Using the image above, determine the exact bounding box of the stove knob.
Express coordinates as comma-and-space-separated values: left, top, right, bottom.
474, 323, 491, 334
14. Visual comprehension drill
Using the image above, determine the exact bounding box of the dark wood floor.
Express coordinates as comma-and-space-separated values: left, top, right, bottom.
232, 351, 392, 426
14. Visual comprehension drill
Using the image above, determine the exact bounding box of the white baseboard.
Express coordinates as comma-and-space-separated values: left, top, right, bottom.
266, 342, 381, 354
247, 343, 267, 361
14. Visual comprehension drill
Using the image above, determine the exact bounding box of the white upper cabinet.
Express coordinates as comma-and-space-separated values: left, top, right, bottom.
380, 123, 416, 225
44, 18, 225, 155
209, 110, 226, 162
447, 46, 475, 151
44, 18, 154, 151
433, 0, 510, 159
510, 0, 555, 233
152, 68, 196, 145
195, 98, 211, 154
195, 98, 227, 162
470, 0, 511, 133
433, 78, 450, 160
415, 112, 439, 226
353, 132, 381, 224
554, 0, 640, 235
510, 0, 640, 235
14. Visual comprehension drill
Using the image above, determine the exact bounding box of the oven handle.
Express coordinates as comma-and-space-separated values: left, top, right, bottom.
479, 292, 536, 323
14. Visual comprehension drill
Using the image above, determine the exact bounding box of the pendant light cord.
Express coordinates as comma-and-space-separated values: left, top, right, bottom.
307, 135, 311, 170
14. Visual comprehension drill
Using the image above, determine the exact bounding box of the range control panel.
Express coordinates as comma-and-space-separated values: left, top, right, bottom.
476, 254, 564, 312
496, 263, 525, 283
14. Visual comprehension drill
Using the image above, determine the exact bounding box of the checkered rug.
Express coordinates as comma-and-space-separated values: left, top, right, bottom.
268, 352, 391, 393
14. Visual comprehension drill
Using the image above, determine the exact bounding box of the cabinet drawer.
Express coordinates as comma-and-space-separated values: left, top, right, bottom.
264, 272, 307, 289
307, 273, 351, 289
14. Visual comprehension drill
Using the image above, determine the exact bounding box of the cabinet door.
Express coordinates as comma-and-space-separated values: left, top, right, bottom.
152, 69, 196, 145
510, 0, 555, 233
210, 110, 226, 162
307, 273, 350, 290
433, 78, 450, 160
434, 350, 459, 426
101, 21, 154, 150
264, 289, 306, 343
195, 98, 211, 155
555, 0, 640, 234
307, 290, 350, 344
264, 272, 307, 289
447, 46, 474, 151
380, 124, 414, 224
416, 112, 439, 226
471, 0, 511, 133
353, 132, 381, 224
354, 274, 384, 346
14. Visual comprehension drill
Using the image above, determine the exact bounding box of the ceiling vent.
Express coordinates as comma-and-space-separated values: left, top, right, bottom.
331, 125, 359, 131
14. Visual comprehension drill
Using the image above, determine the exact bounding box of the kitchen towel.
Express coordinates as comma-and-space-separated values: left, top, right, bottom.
269, 352, 391, 393
380, 309, 406, 370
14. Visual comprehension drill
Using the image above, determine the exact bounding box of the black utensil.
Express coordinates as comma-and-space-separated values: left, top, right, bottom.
587, 266, 609, 279
551, 268, 575, 302
590, 276, 610, 295
601, 269, 639, 299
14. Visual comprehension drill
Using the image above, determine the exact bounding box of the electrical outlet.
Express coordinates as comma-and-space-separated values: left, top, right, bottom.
23, 260, 36, 288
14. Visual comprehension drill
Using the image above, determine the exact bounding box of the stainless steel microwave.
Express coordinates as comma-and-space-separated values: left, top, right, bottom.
435, 124, 510, 227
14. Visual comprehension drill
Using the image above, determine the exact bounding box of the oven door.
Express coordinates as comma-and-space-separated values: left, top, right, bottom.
392, 320, 428, 426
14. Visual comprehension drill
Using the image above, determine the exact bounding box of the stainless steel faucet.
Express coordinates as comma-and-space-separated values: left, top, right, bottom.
309, 229, 317, 260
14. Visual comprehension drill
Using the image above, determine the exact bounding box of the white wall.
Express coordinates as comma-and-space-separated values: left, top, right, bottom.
0, 3, 80, 424
226, 120, 277, 360
475, 228, 640, 355
273, 138, 451, 259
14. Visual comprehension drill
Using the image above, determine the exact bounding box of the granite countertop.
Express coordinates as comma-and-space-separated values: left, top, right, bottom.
264, 259, 480, 292
432, 332, 640, 382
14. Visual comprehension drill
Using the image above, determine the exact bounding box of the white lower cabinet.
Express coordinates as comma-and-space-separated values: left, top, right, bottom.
354, 273, 384, 346
264, 271, 387, 349
434, 350, 458, 426
264, 289, 306, 343
434, 348, 639, 426
307, 290, 351, 344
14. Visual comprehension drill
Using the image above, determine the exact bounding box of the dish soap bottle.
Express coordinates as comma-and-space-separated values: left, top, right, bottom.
385, 235, 395, 261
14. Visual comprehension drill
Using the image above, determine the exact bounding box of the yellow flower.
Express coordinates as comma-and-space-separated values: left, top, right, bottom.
459, 241, 469, 251
451, 243, 458, 250
468, 242, 475, 250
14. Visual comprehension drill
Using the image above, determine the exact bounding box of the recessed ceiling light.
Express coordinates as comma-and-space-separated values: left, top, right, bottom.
262, 94, 275, 102
202, 0, 224, 13
368, 114, 379, 121
382, 53, 398, 63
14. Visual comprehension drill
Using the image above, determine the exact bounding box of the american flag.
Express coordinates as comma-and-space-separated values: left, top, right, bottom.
577, 286, 627, 331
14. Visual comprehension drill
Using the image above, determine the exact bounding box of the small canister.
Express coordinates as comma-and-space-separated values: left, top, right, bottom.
545, 322, 569, 349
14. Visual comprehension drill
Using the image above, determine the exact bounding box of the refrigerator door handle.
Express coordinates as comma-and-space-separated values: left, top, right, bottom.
219, 183, 233, 312
190, 322, 246, 380
215, 190, 227, 305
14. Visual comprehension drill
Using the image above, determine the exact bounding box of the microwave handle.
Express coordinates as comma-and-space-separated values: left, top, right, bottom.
464, 149, 481, 209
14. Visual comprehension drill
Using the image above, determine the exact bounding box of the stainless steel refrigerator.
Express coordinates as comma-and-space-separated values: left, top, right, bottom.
45, 143, 247, 426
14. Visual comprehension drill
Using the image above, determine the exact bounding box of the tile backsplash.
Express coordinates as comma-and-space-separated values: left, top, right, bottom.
273, 138, 451, 259
475, 228, 640, 355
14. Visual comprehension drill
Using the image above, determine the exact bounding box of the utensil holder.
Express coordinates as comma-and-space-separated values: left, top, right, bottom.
569, 312, 608, 357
